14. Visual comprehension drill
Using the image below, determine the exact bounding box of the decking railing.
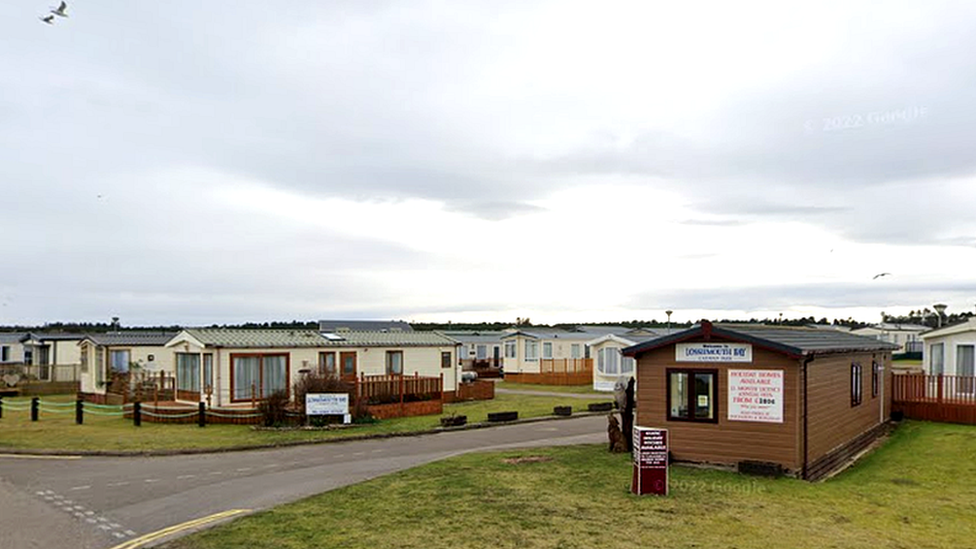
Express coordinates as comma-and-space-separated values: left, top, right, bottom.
892, 374, 976, 425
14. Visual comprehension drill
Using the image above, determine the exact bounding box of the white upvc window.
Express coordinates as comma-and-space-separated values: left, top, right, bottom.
931, 343, 945, 375
598, 347, 619, 375
476, 345, 487, 360
570, 344, 581, 359
525, 340, 538, 361
504, 341, 516, 359
622, 356, 635, 375
542, 342, 553, 359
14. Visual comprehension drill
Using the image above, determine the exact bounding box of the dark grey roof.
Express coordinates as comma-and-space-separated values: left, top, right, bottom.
318, 320, 413, 333
624, 321, 900, 358
24, 332, 87, 342
0, 332, 27, 344
319, 331, 458, 347
83, 332, 178, 346
440, 331, 507, 344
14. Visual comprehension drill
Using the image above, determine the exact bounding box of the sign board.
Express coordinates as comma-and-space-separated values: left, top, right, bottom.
632, 427, 668, 496
676, 343, 752, 363
727, 369, 784, 423
306, 393, 349, 416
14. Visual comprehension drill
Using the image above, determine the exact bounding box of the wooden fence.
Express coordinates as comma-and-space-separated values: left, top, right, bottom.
504, 358, 593, 386
356, 372, 443, 405
892, 374, 976, 425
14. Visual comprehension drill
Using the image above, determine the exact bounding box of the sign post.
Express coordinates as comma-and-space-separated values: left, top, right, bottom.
632, 427, 668, 496
305, 393, 351, 424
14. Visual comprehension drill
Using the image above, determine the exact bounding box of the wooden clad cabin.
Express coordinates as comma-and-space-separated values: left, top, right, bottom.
623, 321, 900, 480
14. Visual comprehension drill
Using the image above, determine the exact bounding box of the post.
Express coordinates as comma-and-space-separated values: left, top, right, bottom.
937, 374, 944, 403
0, 396, 4, 419
198, 401, 206, 427
31, 397, 39, 422
251, 383, 257, 410
133, 401, 141, 427
439, 372, 444, 402
76, 398, 83, 425
399, 372, 405, 414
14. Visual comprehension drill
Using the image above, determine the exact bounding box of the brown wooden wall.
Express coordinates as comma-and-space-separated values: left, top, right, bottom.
805, 352, 891, 464
635, 338, 803, 473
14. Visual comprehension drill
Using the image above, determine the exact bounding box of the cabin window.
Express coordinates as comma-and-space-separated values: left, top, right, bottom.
930, 343, 944, 375
109, 349, 131, 373
622, 356, 635, 376
476, 345, 487, 360
386, 351, 403, 375
176, 353, 201, 393
525, 340, 538, 361
542, 342, 553, 359
598, 348, 619, 375
318, 352, 336, 376
667, 369, 717, 423
957, 345, 975, 394
570, 344, 581, 359
871, 360, 880, 398
203, 354, 213, 394
441, 351, 452, 369
0, 346, 8, 362
504, 341, 516, 359
851, 362, 863, 407
232, 354, 288, 401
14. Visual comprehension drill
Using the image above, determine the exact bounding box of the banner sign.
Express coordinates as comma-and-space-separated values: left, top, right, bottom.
632, 427, 668, 496
727, 370, 784, 423
676, 343, 752, 363
306, 393, 349, 416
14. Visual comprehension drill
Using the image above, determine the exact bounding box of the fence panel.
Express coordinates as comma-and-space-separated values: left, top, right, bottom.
892, 373, 976, 425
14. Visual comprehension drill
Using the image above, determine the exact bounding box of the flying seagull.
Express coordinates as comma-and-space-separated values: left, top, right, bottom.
50, 1, 68, 17
872, 272, 891, 280
40, 14, 55, 24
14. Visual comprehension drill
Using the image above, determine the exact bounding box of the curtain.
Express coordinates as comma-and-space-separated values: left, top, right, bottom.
234, 356, 260, 400
262, 355, 287, 397
176, 353, 200, 392
110, 350, 131, 373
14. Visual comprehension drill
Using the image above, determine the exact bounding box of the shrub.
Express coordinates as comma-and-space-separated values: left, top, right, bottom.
258, 390, 290, 427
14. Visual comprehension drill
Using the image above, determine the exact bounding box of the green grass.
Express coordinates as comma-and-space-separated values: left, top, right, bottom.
893, 359, 923, 367
495, 381, 604, 394
0, 393, 611, 452
161, 420, 976, 549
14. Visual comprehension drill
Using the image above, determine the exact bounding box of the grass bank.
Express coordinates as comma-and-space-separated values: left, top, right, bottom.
163, 420, 976, 549
0, 393, 611, 453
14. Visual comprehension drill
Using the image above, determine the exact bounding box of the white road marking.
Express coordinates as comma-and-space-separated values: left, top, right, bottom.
263, 463, 279, 468
352, 452, 365, 456
110, 523, 122, 528
85, 511, 95, 516
334, 454, 345, 458
86, 518, 98, 524
63, 500, 73, 505
70, 485, 91, 491
113, 532, 126, 539
107, 482, 130, 487
176, 474, 196, 480
370, 449, 384, 453
98, 517, 110, 523
235, 467, 251, 472
124, 530, 137, 536
74, 512, 86, 518
209, 471, 223, 475
35, 491, 46, 496
73, 505, 86, 511
99, 524, 113, 531
144, 479, 159, 483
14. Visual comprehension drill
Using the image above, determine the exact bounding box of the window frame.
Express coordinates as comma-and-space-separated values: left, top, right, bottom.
176, 352, 201, 394
203, 353, 214, 395
318, 351, 337, 377
851, 362, 863, 407
386, 350, 404, 375
871, 360, 880, 398
666, 368, 719, 424
525, 340, 538, 361
930, 343, 945, 375
542, 342, 553, 359
230, 353, 290, 403
570, 343, 581, 359
504, 341, 516, 359
441, 351, 452, 369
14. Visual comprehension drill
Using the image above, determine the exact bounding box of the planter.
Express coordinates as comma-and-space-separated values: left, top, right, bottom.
487, 411, 519, 422
553, 406, 572, 416
587, 402, 613, 412
440, 415, 467, 427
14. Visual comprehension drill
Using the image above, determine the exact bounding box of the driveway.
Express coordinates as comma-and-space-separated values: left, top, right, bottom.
0, 415, 605, 549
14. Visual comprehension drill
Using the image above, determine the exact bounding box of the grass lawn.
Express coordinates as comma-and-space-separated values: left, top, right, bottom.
893, 359, 923, 367
162, 420, 976, 549
495, 381, 604, 395
0, 393, 611, 453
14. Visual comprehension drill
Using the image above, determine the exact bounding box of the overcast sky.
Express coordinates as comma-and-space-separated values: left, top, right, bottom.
2, 1, 975, 327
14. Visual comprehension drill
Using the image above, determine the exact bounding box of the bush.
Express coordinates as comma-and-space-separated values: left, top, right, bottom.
258, 390, 290, 427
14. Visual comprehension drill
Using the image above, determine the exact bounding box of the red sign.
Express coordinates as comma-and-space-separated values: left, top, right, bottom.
632, 427, 668, 496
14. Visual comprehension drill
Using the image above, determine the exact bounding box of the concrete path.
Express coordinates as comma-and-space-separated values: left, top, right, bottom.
0, 415, 604, 549
495, 388, 610, 399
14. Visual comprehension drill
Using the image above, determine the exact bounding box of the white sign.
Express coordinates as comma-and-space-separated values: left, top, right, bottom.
306, 393, 349, 416
676, 343, 752, 363
727, 369, 784, 423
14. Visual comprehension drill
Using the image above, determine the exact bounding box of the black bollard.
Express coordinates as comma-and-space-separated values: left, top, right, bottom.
198, 401, 206, 427
76, 398, 83, 425
31, 397, 39, 422
0, 396, 4, 420
133, 402, 141, 427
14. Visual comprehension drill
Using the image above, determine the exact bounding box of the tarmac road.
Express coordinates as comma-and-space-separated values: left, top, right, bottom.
0, 415, 604, 549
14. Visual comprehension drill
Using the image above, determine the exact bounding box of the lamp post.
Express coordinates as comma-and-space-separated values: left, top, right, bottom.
665, 310, 673, 333
933, 304, 947, 328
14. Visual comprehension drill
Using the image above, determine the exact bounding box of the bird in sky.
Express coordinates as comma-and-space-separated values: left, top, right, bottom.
872, 272, 892, 280
39, 14, 55, 24
50, 1, 69, 18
